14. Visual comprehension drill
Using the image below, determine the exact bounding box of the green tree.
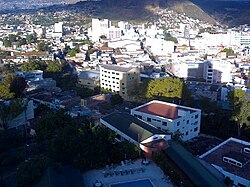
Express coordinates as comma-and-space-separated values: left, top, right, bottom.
8, 34, 17, 43
221, 48, 234, 55
0, 74, 26, 99
136, 78, 191, 102
228, 90, 250, 137
110, 94, 123, 105
37, 41, 49, 51
16, 156, 48, 187
2, 74, 27, 98
46, 61, 62, 72
164, 32, 178, 43
68, 45, 80, 57
3, 38, 11, 47
17, 38, 27, 47
0, 99, 27, 130
21, 60, 46, 72
0, 83, 14, 100
26, 33, 37, 44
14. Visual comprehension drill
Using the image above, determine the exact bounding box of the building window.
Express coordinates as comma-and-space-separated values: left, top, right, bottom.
122, 92, 125, 94
116, 73, 119, 75
177, 121, 180, 126
194, 127, 198, 132
136, 115, 142, 119
162, 122, 167, 126
147, 117, 151, 122
186, 131, 189, 135
122, 83, 124, 85
187, 120, 189, 124
195, 114, 198, 119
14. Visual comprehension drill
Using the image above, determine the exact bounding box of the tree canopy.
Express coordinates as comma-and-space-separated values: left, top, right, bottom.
46, 61, 62, 72
0, 74, 27, 100
164, 32, 178, 43
228, 89, 250, 136
134, 77, 192, 105
221, 48, 234, 55
37, 41, 50, 52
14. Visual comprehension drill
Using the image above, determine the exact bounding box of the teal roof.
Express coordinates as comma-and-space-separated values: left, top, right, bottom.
164, 141, 226, 187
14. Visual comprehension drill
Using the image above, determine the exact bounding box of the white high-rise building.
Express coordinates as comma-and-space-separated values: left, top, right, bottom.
91, 18, 110, 42
53, 22, 63, 38
54, 22, 63, 33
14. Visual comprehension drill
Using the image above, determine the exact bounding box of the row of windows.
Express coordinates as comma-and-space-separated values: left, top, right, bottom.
223, 157, 242, 168
103, 75, 120, 80
102, 70, 120, 75
102, 79, 119, 84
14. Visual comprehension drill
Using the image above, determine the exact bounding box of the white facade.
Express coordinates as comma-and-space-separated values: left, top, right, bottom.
91, 18, 110, 42
131, 100, 201, 141
54, 22, 63, 33
146, 37, 175, 56
172, 61, 205, 80
205, 60, 232, 84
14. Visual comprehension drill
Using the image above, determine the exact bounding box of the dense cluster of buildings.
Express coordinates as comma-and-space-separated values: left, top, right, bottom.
0, 9, 250, 187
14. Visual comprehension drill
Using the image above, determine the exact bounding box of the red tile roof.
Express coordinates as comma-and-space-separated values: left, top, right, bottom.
135, 102, 196, 119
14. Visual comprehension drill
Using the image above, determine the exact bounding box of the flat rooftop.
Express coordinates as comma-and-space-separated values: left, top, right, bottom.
101, 64, 136, 72
200, 138, 250, 181
134, 100, 199, 120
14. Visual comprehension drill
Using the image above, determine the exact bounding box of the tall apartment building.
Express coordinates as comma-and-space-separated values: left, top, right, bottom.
100, 65, 140, 99
92, 18, 110, 42
131, 100, 201, 141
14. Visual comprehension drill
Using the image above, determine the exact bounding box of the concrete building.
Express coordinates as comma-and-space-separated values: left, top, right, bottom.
78, 70, 100, 90
205, 60, 232, 84
200, 137, 250, 187
101, 112, 171, 158
131, 100, 201, 141
172, 61, 205, 81
100, 65, 140, 99
91, 18, 110, 42
54, 22, 63, 33
145, 37, 175, 56
107, 27, 122, 40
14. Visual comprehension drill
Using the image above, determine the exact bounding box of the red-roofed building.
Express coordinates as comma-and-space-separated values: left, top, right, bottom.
131, 100, 201, 141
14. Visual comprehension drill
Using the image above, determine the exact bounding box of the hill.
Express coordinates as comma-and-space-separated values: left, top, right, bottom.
191, 0, 250, 26
86, 0, 217, 24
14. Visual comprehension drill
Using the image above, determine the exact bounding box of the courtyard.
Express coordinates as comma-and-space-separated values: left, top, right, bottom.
83, 159, 173, 187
